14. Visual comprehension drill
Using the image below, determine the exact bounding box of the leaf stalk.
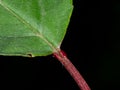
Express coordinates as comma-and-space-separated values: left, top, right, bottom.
53, 50, 91, 90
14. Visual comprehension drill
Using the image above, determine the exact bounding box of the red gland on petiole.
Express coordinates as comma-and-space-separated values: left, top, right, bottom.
53, 50, 67, 59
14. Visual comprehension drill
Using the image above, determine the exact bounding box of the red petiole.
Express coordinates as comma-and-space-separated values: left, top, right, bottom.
53, 50, 91, 90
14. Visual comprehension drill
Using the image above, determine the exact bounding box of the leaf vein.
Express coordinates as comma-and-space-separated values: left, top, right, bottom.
0, 2, 57, 52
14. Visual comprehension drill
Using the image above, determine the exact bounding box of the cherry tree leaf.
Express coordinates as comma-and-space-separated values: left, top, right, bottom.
0, 0, 73, 57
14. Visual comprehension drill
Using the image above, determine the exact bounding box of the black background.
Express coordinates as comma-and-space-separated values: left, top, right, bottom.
0, 0, 119, 90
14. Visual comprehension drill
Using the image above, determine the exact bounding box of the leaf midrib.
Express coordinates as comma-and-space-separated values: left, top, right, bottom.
0, 1, 58, 53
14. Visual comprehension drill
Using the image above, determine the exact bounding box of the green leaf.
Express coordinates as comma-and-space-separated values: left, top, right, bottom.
0, 0, 73, 57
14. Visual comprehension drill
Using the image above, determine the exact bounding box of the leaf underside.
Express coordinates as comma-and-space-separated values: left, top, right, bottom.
0, 0, 73, 57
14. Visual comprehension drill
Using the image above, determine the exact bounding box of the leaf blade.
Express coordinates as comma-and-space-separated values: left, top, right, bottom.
0, 0, 73, 56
